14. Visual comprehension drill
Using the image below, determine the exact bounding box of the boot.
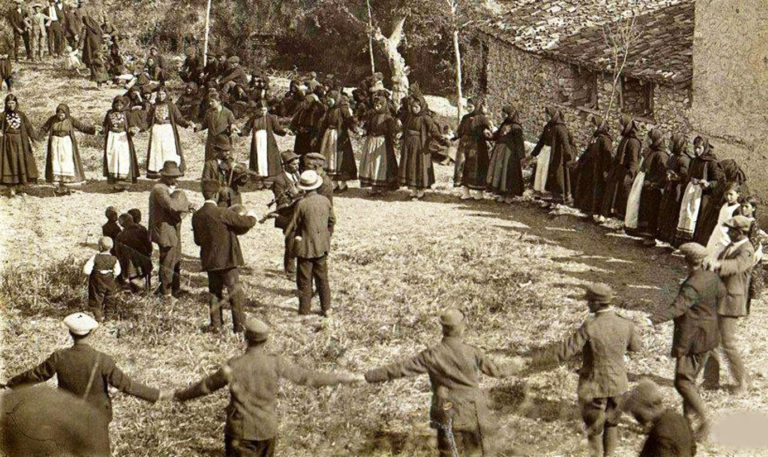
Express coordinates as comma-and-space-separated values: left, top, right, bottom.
209, 296, 223, 330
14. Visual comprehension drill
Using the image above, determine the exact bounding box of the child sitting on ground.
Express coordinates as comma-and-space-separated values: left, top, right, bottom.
83, 237, 121, 321
102, 206, 122, 255
65, 45, 83, 76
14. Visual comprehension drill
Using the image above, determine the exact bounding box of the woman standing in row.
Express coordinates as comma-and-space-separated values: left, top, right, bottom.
0, 94, 38, 196
399, 95, 445, 201
453, 98, 492, 201
358, 95, 400, 195
318, 90, 357, 192
40, 103, 100, 191
486, 105, 525, 203
145, 86, 192, 179
102, 95, 140, 191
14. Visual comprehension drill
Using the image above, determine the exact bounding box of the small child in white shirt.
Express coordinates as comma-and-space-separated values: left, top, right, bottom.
65, 45, 83, 75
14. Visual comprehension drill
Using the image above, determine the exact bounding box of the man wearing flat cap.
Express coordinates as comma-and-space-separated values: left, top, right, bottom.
648, 242, 725, 440
266, 150, 303, 278
529, 284, 642, 457
285, 170, 335, 317
192, 179, 257, 333
4, 312, 166, 450
220, 55, 248, 95
702, 215, 755, 394
202, 146, 249, 207
623, 379, 697, 457
173, 317, 362, 456
149, 161, 195, 300
365, 309, 526, 457
196, 93, 238, 161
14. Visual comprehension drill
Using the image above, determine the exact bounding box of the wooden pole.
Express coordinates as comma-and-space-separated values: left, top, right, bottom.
366, 0, 375, 75
203, 0, 212, 66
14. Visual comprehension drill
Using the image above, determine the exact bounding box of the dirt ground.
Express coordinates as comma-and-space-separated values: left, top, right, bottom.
2, 62, 768, 457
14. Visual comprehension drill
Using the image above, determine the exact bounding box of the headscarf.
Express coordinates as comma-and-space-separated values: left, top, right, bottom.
112, 95, 125, 111
4, 94, 18, 111
620, 115, 638, 137
472, 97, 485, 114
545, 106, 564, 124
648, 128, 665, 150
502, 105, 520, 124
56, 103, 70, 118
591, 114, 608, 136
670, 133, 688, 156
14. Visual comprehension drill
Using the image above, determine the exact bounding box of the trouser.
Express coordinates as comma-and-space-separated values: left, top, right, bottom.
158, 244, 181, 296
47, 22, 64, 56
437, 428, 484, 457
88, 285, 114, 321
297, 255, 330, 315
703, 315, 747, 387
1, 76, 11, 91
283, 235, 296, 274
675, 352, 710, 423
31, 28, 46, 59
225, 434, 275, 457
13, 31, 32, 61
208, 268, 245, 332
580, 396, 620, 457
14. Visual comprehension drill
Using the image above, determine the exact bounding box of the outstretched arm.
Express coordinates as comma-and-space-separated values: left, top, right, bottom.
174, 365, 230, 402
6, 353, 58, 388
365, 351, 429, 383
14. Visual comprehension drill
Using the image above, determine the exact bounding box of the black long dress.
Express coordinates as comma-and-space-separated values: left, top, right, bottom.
486, 116, 525, 197
531, 110, 575, 201
656, 135, 692, 244
637, 143, 669, 236
573, 126, 613, 215
601, 120, 642, 218
399, 112, 442, 190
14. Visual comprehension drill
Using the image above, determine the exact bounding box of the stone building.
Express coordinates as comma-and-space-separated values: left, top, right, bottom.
690, 0, 768, 200
477, 0, 694, 147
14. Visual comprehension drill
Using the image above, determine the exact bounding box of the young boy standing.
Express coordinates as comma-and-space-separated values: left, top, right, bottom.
83, 237, 121, 321
29, 4, 49, 61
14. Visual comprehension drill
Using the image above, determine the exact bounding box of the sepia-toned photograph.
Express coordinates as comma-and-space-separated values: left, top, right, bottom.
1, 0, 766, 455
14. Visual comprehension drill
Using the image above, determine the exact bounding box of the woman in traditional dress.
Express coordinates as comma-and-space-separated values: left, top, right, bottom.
573, 115, 613, 218
637, 128, 669, 239
40, 104, 99, 190
176, 82, 201, 123
530, 107, 575, 203
290, 92, 324, 156
656, 133, 692, 245
676, 136, 724, 243
240, 99, 287, 188
317, 90, 357, 191
705, 183, 741, 257
486, 106, 525, 203
145, 86, 191, 179
0, 94, 38, 196
452, 98, 475, 199
739, 196, 764, 314
398, 95, 446, 201
358, 95, 400, 195
102, 96, 139, 190
600, 115, 642, 220
453, 98, 492, 200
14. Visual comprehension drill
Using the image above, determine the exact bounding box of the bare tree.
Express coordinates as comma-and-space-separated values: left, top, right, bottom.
601, 12, 642, 126
372, 16, 409, 108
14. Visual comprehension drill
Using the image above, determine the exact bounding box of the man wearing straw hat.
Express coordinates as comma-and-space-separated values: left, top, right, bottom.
301, 152, 334, 205
365, 309, 526, 457
648, 242, 725, 440
149, 160, 195, 301
192, 179, 257, 333
285, 169, 335, 317
529, 284, 643, 457
173, 316, 363, 456
3, 312, 166, 451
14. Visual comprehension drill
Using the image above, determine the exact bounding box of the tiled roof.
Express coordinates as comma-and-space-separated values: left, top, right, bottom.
480, 0, 694, 84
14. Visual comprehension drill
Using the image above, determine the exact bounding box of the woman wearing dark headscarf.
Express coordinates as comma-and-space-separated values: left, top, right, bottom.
453, 98, 492, 200
656, 133, 692, 245
359, 95, 400, 195
637, 128, 669, 238
289, 91, 324, 156
675, 136, 724, 243
0, 94, 38, 195
573, 115, 613, 217
279, 79, 304, 118
40, 104, 99, 188
399, 95, 445, 200
600, 115, 642, 219
145, 86, 192, 179
318, 90, 357, 191
530, 107, 575, 203
102, 95, 140, 190
486, 106, 525, 202
176, 82, 201, 123
240, 99, 287, 186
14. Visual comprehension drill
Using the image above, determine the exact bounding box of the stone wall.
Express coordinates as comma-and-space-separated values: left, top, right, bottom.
690, 0, 768, 201
483, 35, 692, 152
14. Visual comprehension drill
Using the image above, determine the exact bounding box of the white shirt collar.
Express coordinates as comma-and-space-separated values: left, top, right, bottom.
204, 199, 218, 206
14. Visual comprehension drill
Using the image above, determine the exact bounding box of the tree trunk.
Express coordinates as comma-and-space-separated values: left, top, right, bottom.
375, 16, 409, 109
203, 0, 212, 66
453, 28, 463, 123
366, 0, 375, 75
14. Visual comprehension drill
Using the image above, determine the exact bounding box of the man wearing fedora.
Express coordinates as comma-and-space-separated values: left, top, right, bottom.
649, 242, 725, 439
266, 150, 303, 278
192, 179, 257, 333
703, 215, 755, 394
173, 317, 363, 456
285, 170, 335, 316
529, 284, 642, 457
365, 309, 526, 457
149, 161, 195, 300
7, 0, 33, 62
196, 93, 238, 161
4, 312, 167, 450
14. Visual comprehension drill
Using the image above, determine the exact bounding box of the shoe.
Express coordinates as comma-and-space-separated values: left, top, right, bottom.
460, 187, 471, 200
321, 309, 332, 318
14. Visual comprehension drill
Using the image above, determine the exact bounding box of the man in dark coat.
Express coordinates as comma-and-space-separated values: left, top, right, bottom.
78, 3, 102, 70
4, 312, 165, 452
285, 170, 335, 317
201, 147, 249, 207
148, 161, 194, 300
530, 284, 643, 457
265, 150, 303, 278
365, 309, 526, 457
703, 216, 755, 393
192, 180, 257, 333
62, 1, 82, 48
196, 93, 239, 161
623, 379, 697, 457
220, 56, 248, 94
649, 242, 725, 439
302, 152, 333, 204
601, 115, 642, 219
173, 317, 361, 457
45, 0, 65, 56
7, 0, 32, 62
115, 212, 153, 293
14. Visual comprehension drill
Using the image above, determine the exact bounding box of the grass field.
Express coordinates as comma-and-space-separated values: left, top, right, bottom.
2, 60, 768, 457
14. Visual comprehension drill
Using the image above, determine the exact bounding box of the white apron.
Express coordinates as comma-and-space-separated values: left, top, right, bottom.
50, 135, 75, 179
676, 182, 704, 238
148, 124, 180, 173
106, 131, 131, 179
253, 129, 269, 177
706, 203, 740, 257
359, 135, 387, 182
320, 128, 339, 173
533, 145, 551, 192
624, 171, 646, 229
